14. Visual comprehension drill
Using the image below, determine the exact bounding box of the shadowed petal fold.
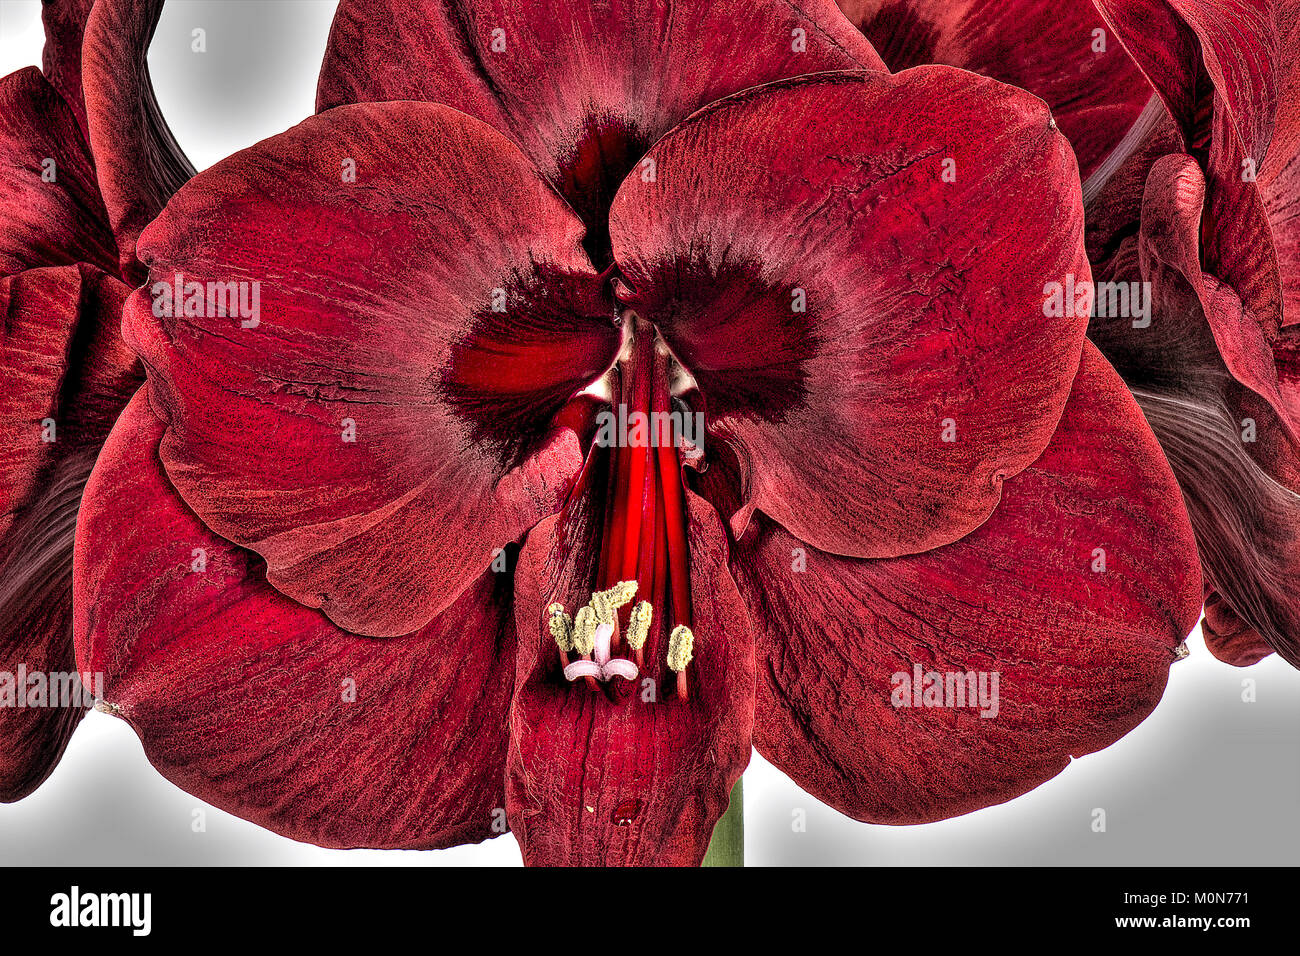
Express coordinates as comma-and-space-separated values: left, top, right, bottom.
1, 265, 138, 800
837, 0, 1152, 179
0, 68, 117, 277
317, 0, 884, 258
40, 0, 97, 134
124, 101, 621, 638
1203, 590, 1277, 665
73, 390, 515, 848
608, 69, 1090, 559
83, 0, 195, 280
733, 344, 1201, 822
1095, 0, 1297, 387
1090, 153, 1300, 668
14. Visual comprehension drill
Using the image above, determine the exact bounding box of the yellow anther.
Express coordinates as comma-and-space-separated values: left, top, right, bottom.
547, 603, 574, 652
667, 625, 694, 672
590, 593, 615, 625
604, 580, 639, 607
591, 580, 638, 624
625, 601, 653, 651
572, 605, 597, 656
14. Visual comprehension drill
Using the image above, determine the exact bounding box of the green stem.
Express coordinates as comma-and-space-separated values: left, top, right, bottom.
701, 778, 744, 867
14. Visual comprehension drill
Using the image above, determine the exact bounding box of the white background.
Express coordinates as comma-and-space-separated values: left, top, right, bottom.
1, 0, 1297, 865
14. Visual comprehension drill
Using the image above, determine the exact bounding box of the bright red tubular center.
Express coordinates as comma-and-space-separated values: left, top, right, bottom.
569, 312, 697, 699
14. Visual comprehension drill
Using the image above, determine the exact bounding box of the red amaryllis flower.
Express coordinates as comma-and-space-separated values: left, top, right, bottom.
1087, 0, 1300, 669
840, 0, 1300, 670
71, 0, 1201, 865
0, 0, 189, 798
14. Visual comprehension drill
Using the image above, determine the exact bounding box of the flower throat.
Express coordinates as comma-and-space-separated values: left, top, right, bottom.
547, 314, 698, 700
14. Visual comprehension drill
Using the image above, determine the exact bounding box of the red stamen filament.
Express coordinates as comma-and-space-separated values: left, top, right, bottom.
585, 314, 694, 699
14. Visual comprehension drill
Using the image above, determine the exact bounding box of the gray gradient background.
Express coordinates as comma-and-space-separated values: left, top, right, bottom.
1, 0, 1296, 866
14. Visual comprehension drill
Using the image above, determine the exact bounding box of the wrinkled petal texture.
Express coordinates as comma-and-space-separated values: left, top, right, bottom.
317, 0, 884, 256
837, 0, 1152, 179
1203, 589, 1277, 664
1, 265, 138, 799
74, 390, 515, 848
609, 69, 1090, 560
125, 101, 621, 637
83, 0, 194, 280
1095, 0, 1280, 161
735, 343, 1201, 822
0, 68, 116, 277
1097, 0, 1297, 407
40, 0, 97, 135
507, 460, 754, 865
1090, 153, 1300, 668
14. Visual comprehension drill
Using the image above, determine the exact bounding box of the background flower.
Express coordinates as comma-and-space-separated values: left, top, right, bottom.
839, 0, 1300, 671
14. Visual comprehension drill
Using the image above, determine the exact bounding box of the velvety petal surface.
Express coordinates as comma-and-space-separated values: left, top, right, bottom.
83, 0, 194, 280
40, 0, 97, 134
608, 69, 1090, 559
733, 343, 1201, 822
507, 461, 754, 865
1, 265, 139, 800
124, 101, 620, 637
1082, 95, 1184, 285
1095, 0, 1281, 162
1090, 153, 1300, 668
1263, 125, 1300, 326
1097, 0, 1297, 401
1203, 590, 1277, 665
317, 0, 884, 258
73, 390, 515, 848
837, 0, 1152, 179
0, 68, 116, 277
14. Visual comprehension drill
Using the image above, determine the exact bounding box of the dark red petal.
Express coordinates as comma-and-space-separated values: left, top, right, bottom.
40, 0, 97, 135
1096, 0, 1280, 162
1203, 590, 1276, 665
0, 68, 117, 277
1083, 98, 1184, 278
1107, 154, 1296, 449
608, 69, 1090, 559
1, 265, 138, 800
1146, 155, 1290, 418
1260, 6, 1300, 324
507, 478, 754, 866
1136, 384, 1300, 669
734, 343, 1200, 823
1095, 0, 1292, 365
1, 265, 138, 532
82, 0, 194, 281
125, 101, 619, 638
1263, 134, 1300, 325
837, 0, 1152, 179
1090, 153, 1300, 670
73, 390, 514, 849
317, 0, 883, 256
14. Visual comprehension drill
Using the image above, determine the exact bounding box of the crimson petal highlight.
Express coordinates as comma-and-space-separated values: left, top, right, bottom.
83, 0, 195, 281
837, 0, 1152, 179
